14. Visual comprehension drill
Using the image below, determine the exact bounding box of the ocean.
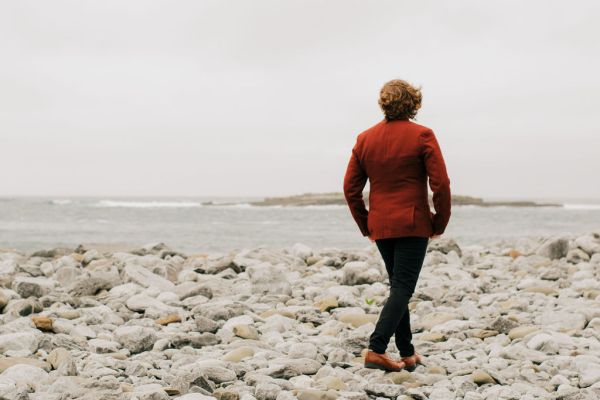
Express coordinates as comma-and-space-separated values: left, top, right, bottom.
1, 196, 599, 254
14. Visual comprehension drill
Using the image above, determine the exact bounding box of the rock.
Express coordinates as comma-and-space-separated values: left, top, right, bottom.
313, 295, 338, 312
365, 383, 404, 397
156, 314, 182, 325
88, 338, 121, 353
418, 332, 446, 342
0, 331, 40, 356
472, 369, 496, 385
427, 237, 462, 257
291, 243, 313, 260
294, 389, 338, 400
222, 346, 255, 362
522, 286, 559, 296
174, 395, 217, 400
133, 383, 170, 400
567, 248, 590, 263
30, 315, 53, 331
12, 277, 55, 298
288, 343, 318, 360
67, 274, 115, 296
536, 236, 569, 259
526, 333, 559, 354
418, 312, 461, 330
342, 261, 382, 285
0, 364, 49, 391
0, 357, 51, 373
490, 316, 518, 334
233, 325, 260, 340
575, 234, 600, 255
246, 262, 292, 295
255, 383, 281, 400
114, 325, 157, 353
195, 316, 220, 333
126, 293, 181, 316
47, 347, 77, 375
124, 264, 175, 291
508, 326, 540, 340
536, 311, 586, 331
336, 312, 378, 328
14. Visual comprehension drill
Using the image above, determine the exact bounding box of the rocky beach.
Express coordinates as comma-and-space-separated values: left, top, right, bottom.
1, 232, 600, 400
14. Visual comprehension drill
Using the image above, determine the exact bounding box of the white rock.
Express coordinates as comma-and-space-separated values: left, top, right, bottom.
291, 243, 313, 260
0, 364, 48, 390
0, 331, 40, 356
124, 264, 175, 292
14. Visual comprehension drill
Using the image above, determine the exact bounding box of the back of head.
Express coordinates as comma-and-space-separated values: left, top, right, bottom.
378, 79, 423, 121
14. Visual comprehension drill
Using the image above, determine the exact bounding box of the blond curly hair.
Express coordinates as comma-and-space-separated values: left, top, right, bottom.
378, 79, 422, 121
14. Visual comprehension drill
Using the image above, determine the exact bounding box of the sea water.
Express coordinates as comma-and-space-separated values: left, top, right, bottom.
1, 197, 599, 254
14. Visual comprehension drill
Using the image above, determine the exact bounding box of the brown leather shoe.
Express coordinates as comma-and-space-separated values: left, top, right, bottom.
400, 352, 424, 372
364, 350, 406, 372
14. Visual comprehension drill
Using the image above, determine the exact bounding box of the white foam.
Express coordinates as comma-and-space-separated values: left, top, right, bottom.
50, 199, 72, 205
94, 200, 201, 208
563, 203, 600, 210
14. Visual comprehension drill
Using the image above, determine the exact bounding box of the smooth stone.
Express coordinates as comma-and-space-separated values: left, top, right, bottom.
30, 315, 53, 331
156, 314, 182, 325
472, 369, 496, 385
508, 326, 540, 340
336, 313, 378, 328
0, 332, 40, 356
418, 332, 446, 342
418, 312, 460, 330
0, 364, 49, 391
174, 395, 217, 400
537, 311, 586, 331
233, 324, 259, 340
222, 346, 255, 362
0, 357, 51, 373
522, 286, 559, 296
313, 295, 338, 312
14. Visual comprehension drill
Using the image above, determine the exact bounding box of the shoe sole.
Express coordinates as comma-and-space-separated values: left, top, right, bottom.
364, 362, 402, 372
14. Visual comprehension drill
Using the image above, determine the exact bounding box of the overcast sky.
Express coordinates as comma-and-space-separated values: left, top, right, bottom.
1, 0, 599, 200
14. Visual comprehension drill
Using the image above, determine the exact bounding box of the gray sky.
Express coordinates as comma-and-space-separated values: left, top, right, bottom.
1, 0, 599, 199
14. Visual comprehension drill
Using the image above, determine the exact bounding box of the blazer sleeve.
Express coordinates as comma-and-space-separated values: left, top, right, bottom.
343, 138, 370, 237
420, 129, 451, 235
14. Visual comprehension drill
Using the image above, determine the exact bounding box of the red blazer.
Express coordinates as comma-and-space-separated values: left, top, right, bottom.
343, 119, 451, 240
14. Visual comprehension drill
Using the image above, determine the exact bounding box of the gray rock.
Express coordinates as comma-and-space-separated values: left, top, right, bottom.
341, 261, 382, 285
536, 236, 569, 259
490, 316, 519, 334
427, 237, 462, 257
114, 325, 157, 353
12, 276, 56, 298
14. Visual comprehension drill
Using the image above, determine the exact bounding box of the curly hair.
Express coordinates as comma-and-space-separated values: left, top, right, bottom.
378, 79, 422, 121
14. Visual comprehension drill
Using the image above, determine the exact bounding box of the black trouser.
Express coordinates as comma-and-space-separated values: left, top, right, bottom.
368, 236, 429, 356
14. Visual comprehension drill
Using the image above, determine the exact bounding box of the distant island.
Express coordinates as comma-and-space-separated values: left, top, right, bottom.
202, 192, 562, 208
